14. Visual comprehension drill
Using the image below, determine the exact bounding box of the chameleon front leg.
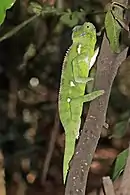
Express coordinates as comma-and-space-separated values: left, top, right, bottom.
72, 52, 94, 84
70, 90, 104, 104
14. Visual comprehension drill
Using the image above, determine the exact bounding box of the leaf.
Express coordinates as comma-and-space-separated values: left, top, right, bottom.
28, 2, 42, 15
60, 12, 78, 27
111, 3, 128, 31
0, 0, 16, 25
105, 10, 121, 53
112, 4, 124, 24
112, 148, 128, 180
112, 121, 127, 138
60, 10, 85, 27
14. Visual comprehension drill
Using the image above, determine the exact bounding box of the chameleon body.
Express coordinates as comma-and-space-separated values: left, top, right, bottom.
58, 22, 104, 183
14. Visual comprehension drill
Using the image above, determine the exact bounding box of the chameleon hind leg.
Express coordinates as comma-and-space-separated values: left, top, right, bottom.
63, 91, 104, 184
66, 90, 104, 139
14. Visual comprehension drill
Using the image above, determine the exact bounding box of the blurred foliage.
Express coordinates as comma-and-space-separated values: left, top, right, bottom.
105, 6, 121, 53
111, 111, 130, 139
0, 0, 130, 194
0, 0, 16, 25
112, 148, 128, 181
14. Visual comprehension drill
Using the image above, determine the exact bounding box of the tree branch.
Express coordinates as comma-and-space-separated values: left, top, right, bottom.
65, 32, 128, 194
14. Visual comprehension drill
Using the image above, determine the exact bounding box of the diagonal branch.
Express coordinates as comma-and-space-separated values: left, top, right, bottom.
65, 32, 128, 194
41, 112, 59, 184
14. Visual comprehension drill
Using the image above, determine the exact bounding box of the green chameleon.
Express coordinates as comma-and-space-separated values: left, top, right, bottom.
58, 22, 104, 183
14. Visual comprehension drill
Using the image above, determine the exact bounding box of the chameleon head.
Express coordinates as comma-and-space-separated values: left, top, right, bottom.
72, 22, 96, 44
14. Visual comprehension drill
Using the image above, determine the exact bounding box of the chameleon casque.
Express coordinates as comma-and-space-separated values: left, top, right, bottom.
58, 22, 104, 183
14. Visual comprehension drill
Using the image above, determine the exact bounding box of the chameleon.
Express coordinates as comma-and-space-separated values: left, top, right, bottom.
58, 22, 104, 183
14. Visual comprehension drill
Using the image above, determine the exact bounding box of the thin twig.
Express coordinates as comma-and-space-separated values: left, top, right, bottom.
41, 112, 60, 184
102, 176, 116, 195
0, 14, 38, 42
65, 33, 128, 194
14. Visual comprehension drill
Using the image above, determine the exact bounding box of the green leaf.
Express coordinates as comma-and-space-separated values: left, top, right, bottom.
60, 12, 78, 27
0, 0, 16, 25
28, 2, 42, 15
112, 149, 128, 181
105, 10, 121, 53
112, 121, 127, 138
112, 4, 124, 24
111, 3, 128, 31
60, 10, 85, 27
